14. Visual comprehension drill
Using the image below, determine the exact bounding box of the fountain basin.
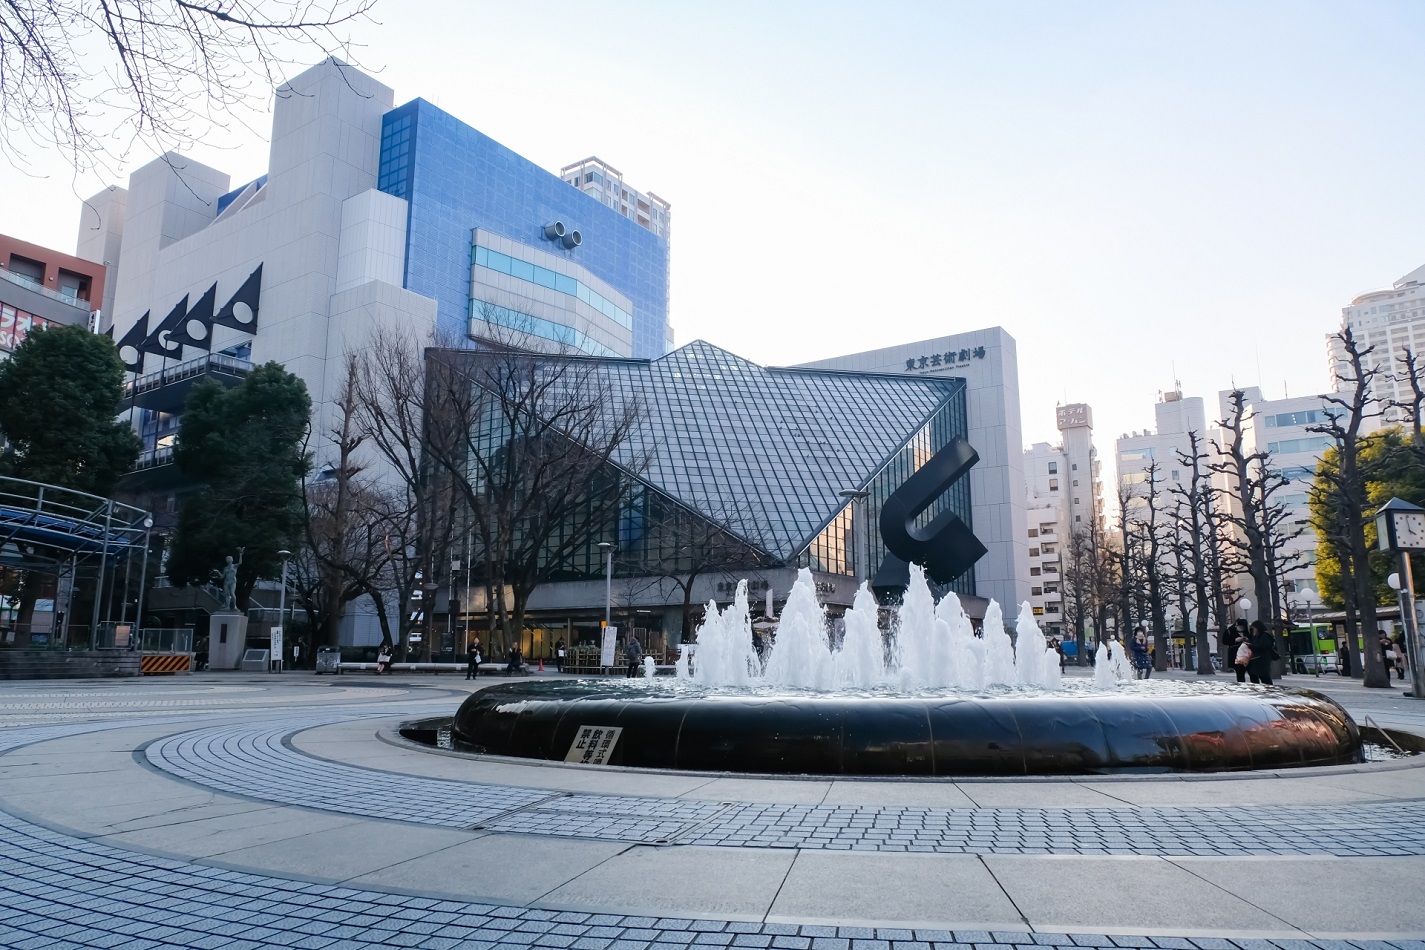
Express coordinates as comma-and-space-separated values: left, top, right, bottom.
452, 680, 1362, 776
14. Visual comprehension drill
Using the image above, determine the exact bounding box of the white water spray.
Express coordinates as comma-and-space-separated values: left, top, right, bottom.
684, 564, 1070, 691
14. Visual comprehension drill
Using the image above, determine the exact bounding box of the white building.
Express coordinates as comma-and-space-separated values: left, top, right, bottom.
798, 328, 1029, 613
1022, 403, 1101, 638
560, 156, 672, 239
1228, 388, 1331, 602
1331, 262, 1425, 423
1116, 388, 1209, 512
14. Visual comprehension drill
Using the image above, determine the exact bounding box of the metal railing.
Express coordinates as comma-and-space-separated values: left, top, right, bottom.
125, 353, 253, 398
0, 268, 93, 310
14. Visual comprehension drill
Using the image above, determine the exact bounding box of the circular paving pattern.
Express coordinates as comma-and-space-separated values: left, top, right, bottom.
0, 676, 1423, 948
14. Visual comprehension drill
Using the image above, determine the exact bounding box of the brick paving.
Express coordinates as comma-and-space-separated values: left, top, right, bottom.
1, 682, 1424, 947
145, 713, 1425, 856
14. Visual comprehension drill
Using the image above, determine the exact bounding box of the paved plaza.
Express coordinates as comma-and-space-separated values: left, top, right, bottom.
1, 670, 1424, 949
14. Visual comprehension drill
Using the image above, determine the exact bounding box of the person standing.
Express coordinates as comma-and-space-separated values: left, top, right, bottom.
625, 632, 643, 678
1379, 633, 1396, 680
1130, 628, 1152, 680
555, 638, 566, 673
466, 636, 481, 680
1228, 619, 1250, 683
1246, 620, 1276, 685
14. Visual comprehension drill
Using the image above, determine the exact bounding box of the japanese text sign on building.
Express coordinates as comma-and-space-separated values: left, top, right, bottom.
564, 725, 623, 765
904, 346, 985, 372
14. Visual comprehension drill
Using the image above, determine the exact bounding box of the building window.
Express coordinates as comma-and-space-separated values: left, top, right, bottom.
1075, 515, 1082, 522
1032, 587, 1043, 596
1072, 463, 1078, 470
1030, 567, 1041, 577
1029, 548, 1039, 557
1047, 462, 1058, 474
1027, 528, 1038, 538
1072, 479, 1079, 487
1040, 524, 1055, 534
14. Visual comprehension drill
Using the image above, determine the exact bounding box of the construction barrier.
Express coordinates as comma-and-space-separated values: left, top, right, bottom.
140, 654, 193, 675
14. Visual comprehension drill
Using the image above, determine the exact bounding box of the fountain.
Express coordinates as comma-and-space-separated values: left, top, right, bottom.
452, 567, 1361, 776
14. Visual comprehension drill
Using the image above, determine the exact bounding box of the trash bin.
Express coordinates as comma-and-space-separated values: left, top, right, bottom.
315, 646, 342, 674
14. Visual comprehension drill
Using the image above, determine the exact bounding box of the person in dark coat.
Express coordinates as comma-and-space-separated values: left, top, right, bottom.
466, 636, 481, 680
1130, 627, 1152, 679
1228, 619, 1250, 683
624, 633, 643, 678
1246, 620, 1276, 685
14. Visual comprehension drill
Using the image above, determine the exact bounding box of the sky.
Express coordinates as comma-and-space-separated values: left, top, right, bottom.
4, 0, 1425, 491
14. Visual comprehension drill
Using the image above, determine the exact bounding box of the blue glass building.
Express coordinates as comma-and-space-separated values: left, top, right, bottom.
377, 100, 671, 358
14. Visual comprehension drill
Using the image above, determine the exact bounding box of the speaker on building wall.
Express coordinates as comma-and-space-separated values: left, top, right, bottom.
542, 221, 566, 240
562, 230, 582, 249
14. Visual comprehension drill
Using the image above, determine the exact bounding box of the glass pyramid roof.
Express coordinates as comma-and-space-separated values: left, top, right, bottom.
588, 340, 966, 560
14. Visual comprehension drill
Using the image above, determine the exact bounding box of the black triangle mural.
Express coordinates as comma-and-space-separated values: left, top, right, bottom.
212, 264, 262, 332
168, 283, 215, 351
116, 313, 149, 373
141, 296, 187, 358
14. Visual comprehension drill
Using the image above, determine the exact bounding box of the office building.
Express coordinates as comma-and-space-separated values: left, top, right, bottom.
1116, 387, 1209, 508
797, 328, 1029, 612
0, 234, 106, 355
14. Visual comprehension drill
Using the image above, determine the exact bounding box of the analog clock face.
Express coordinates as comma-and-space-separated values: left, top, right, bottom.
1396, 511, 1425, 550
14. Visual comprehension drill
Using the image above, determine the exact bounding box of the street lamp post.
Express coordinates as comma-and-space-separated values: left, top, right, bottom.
275, 549, 291, 672
598, 542, 613, 627
131, 516, 154, 649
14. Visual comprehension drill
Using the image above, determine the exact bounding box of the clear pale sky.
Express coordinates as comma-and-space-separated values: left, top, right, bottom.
3, 0, 1424, 473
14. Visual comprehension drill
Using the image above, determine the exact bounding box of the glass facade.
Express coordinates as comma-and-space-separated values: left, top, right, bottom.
467, 300, 619, 358
473, 244, 632, 330
455, 340, 973, 592
378, 100, 670, 358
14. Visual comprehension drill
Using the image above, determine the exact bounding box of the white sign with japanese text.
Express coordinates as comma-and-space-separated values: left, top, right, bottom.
600, 626, 618, 666
564, 725, 623, 765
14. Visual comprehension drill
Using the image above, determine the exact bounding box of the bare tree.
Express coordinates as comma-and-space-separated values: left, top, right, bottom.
351, 326, 461, 661
1170, 430, 1220, 674
423, 340, 649, 649
1, 0, 375, 174
1309, 328, 1390, 687
1127, 460, 1171, 670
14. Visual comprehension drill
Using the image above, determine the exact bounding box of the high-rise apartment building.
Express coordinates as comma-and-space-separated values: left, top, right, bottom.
561, 157, 672, 240
1331, 262, 1425, 422
1022, 403, 1100, 639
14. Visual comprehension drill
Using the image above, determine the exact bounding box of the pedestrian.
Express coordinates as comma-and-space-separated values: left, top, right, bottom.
1246, 620, 1277, 685
466, 636, 481, 680
625, 632, 643, 678
555, 638, 566, 673
1337, 640, 1352, 676
1228, 619, 1250, 683
1130, 627, 1152, 680
1379, 633, 1395, 679
292, 641, 303, 669
1053, 639, 1066, 671
1395, 634, 1411, 680
375, 639, 393, 675
506, 645, 522, 675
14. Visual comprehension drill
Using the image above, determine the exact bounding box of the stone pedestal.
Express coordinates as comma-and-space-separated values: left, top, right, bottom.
209, 612, 249, 671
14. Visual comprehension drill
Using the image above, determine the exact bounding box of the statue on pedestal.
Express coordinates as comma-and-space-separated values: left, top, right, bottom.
217, 548, 244, 612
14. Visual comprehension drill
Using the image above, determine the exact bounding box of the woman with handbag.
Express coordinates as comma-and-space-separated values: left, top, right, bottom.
1228, 619, 1250, 683
1245, 620, 1276, 685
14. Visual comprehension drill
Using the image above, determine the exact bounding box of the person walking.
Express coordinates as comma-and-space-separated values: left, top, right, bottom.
1228, 619, 1250, 683
466, 636, 481, 680
1246, 620, 1277, 685
624, 632, 643, 678
1130, 627, 1152, 680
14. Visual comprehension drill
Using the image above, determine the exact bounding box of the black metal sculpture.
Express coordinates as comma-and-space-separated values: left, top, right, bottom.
876, 435, 987, 585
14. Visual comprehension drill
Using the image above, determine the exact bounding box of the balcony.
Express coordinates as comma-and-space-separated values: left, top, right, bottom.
125, 353, 252, 412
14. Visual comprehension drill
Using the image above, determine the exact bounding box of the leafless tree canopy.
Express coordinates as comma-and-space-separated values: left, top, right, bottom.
0, 0, 375, 172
